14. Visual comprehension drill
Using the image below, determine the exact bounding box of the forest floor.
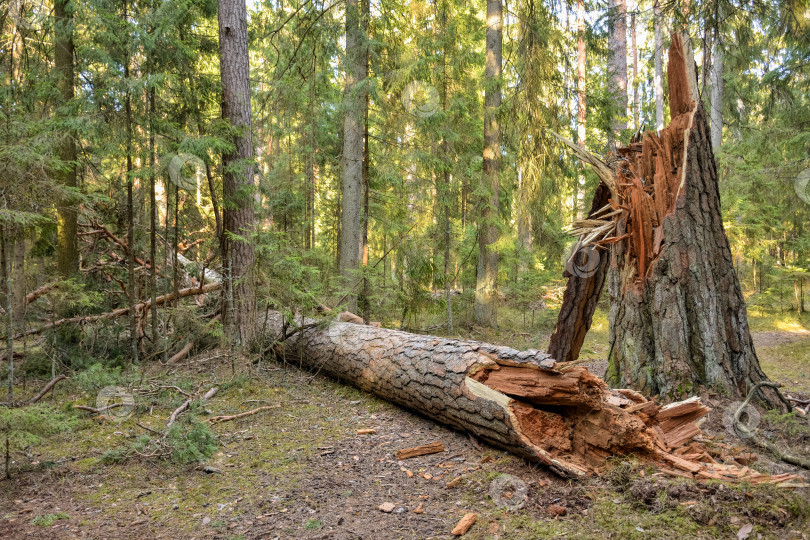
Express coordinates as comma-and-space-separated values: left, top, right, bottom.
1, 308, 809, 539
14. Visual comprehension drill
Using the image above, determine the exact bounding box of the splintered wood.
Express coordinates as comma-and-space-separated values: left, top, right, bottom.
397, 442, 446, 460
468, 363, 798, 485
563, 33, 698, 283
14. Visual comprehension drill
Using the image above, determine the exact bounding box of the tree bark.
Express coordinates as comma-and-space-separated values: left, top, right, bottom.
124, 0, 139, 364
218, 0, 256, 344
338, 0, 367, 313
54, 0, 79, 277
604, 34, 781, 409
474, 0, 502, 327
547, 183, 611, 363
653, 0, 664, 132
608, 0, 628, 141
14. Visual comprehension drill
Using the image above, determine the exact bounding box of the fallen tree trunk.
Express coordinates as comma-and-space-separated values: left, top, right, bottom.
265, 313, 797, 483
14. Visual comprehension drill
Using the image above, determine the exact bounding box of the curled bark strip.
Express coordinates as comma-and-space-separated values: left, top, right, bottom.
24, 374, 68, 405
733, 382, 810, 470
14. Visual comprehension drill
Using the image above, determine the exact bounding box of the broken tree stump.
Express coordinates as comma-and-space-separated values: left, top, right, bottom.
600, 34, 781, 408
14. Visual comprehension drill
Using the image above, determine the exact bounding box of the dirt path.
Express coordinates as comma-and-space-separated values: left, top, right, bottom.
751, 330, 810, 349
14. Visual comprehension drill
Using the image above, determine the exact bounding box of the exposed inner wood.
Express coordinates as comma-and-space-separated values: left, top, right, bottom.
468, 360, 793, 483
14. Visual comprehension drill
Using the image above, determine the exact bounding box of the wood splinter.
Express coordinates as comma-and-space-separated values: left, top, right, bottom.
397, 441, 445, 460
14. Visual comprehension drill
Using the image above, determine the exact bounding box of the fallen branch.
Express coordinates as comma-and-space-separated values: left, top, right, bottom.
166, 386, 218, 428
75, 402, 124, 414
9, 282, 221, 340
24, 374, 68, 405
168, 342, 194, 364
207, 405, 277, 424
25, 283, 58, 305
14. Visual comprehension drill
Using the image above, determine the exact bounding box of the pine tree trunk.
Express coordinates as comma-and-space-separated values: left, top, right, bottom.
474, 0, 502, 327
218, 0, 256, 344
604, 35, 781, 409
608, 0, 628, 140
653, 0, 664, 132
710, 27, 724, 150
338, 0, 367, 313
630, 6, 639, 131
54, 0, 79, 277
576, 0, 587, 220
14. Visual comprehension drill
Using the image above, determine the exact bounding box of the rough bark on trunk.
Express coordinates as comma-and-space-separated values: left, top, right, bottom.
264, 314, 794, 483
218, 0, 256, 344
474, 0, 502, 327
547, 183, 611, 363
338, 0, 367, 314
604, 35, 781, 409
54, 0, 79, 277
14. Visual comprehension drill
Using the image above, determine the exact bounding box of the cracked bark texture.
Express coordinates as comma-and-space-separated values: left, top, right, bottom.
605, 35, 778, 408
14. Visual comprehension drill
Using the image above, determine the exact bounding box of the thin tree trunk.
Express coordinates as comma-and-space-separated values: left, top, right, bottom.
3, 227, 13, 403
604, 35, 782, 409
441, 1, 454, 331
218, 0, 256, 344
338, 0, 367, 313
630, 6, 639, 130
54, 0, 78, 277
710, 26, 724, 150
149, 81, 158, 349
474, 0, 502, 327
359, 0, 371, 323
11, 235, 24, 323
124, 0, 139, 364
576, 0, 587, 219
608, 0, 628, 142
654, 0, 664, 132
